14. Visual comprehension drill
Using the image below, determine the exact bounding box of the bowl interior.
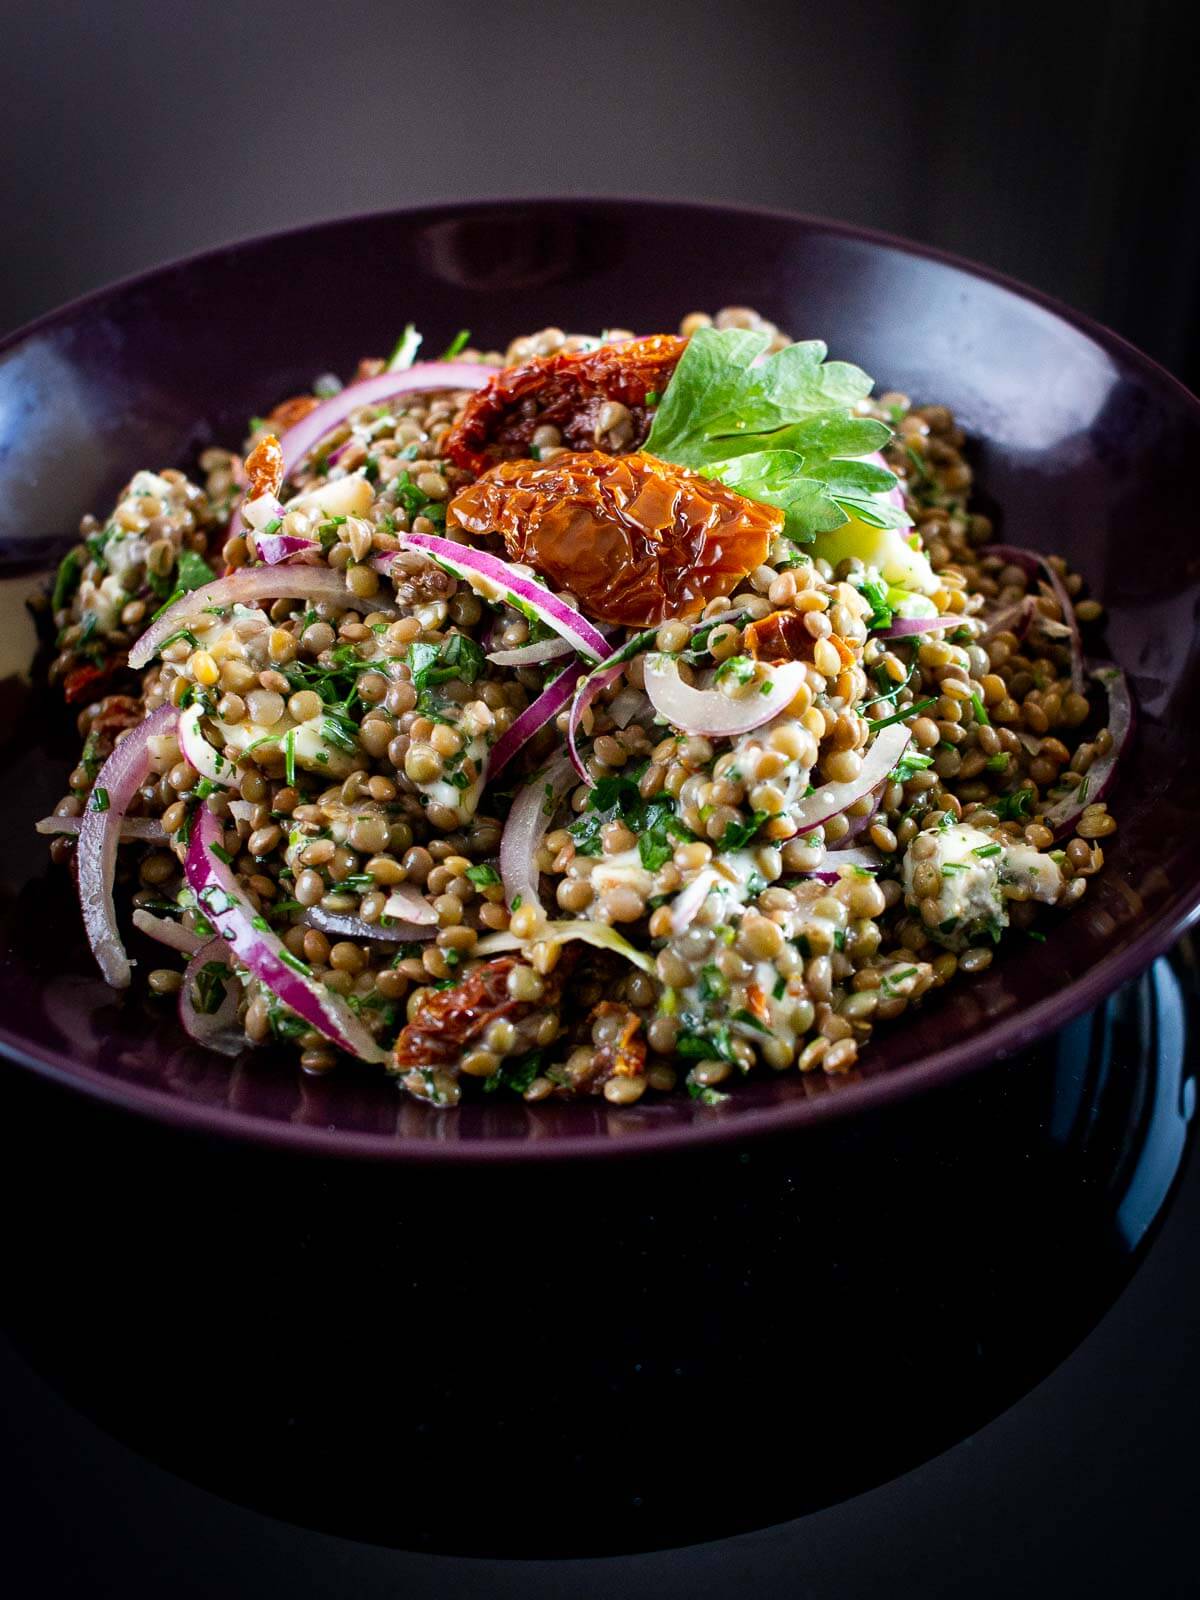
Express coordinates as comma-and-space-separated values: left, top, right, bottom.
3, 197, 1199, 1160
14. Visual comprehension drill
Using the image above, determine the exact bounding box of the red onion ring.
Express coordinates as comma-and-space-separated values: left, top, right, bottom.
132, 910, 203, 955
1039, 661, 1132, 839
983, 544, 1084, 694
487, 635, 575, 668
876, 614, 965, 638
229, 362, 491, 538
76, 703, 178, 988
487, 663, 578, 783
129, 567, 395, 669
37, 814, 167, 843
396, 532, 609, 663
302, 907, 435, 943
185, 802, 385, 1063
786, 722, 912, 836
179, 936, 245, 1057
499, 755, 578, 918
642, 653, 809, 739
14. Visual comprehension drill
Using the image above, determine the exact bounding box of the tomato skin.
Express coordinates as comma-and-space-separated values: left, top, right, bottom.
443, 335, 686, 476
63, 663, 112, 704
450, 450, 780, 627
244, 434, 284, 499
393, 955, 569, 1072
743, 609, 816, 663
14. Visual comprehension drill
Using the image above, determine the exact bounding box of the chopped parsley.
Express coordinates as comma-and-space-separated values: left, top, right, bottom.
869, 696, 938, 731
193, 960, 232, 1015
482, 1050, 543, 1096
465, 863, 502, 887
992, 786, 1035, 822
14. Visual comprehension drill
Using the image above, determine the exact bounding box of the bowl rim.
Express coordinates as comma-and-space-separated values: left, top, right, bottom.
6, 192, 1200, 1163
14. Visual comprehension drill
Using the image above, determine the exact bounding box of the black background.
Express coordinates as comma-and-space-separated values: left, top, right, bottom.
3, 3, 1200, 1595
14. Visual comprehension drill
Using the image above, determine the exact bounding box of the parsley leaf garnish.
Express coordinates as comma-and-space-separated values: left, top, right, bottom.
644, 326, 910, 543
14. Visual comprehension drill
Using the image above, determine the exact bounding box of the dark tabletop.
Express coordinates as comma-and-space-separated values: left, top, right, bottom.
2, 941, 1198, 1597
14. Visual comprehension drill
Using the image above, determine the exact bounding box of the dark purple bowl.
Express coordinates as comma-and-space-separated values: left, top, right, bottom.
2, 196, 1199, 1162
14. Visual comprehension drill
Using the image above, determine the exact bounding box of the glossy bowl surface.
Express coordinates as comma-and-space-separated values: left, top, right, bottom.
2, 196, 1198, 1161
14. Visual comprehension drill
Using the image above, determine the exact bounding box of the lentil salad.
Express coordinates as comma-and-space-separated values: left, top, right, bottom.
34, 307, 1130, 1108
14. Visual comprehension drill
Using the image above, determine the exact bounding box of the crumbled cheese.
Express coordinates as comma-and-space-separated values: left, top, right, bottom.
901, 822, 1062, 948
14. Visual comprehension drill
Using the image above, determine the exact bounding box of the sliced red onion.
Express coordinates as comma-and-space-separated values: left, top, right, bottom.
253, 530, 321, 565
179, 937, 245, 1058
568, 661, 623, 783
1038, 661, 1132, 839
185, 802, 385, 1063
76, 703, 178, 988
876, 614, 964, 638
130, 567, 395, 669
229, 363, 490, 537
398, 533, 609, 662
829, 785, 885, 847
980, 595, 1034, 643
178, 703, 236, 787
487, 635, 575, 667
303, 907, 435, 943
566, 626, 659, 784
132, 909, 204, 955
983, 544, 1084, 694
37, 814, 167, 843
803, 847, 882, 883
474, 919, 656, 976
499, 755, 578, 917
381, 884, 438, 925
642, 653, 808, 739
487, 663, 578, 783
786, 722, 912, 836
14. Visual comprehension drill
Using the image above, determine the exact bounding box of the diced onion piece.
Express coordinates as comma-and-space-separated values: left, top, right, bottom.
787, 722, 912, 835
253, 531, 321, 565
474, 920, 657, 976
76, 703, 178, 988
242, 491, 285, 533
179, 937, 245, 1057
398, 532, 609, 662
185, 802, 385, 1063
499, 755, 578, 917
178, 703, 236, 787
381, 884, 438, 925
487, 663, 578, 783
642, 652, 808, 738
129, 567, 395, 669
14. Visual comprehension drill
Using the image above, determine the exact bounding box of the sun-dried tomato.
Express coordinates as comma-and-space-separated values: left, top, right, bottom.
743, 609, 817, 663
62, 663, 113, 705
266, 394, 322, 432
449, 450, 780, 626
443, 335, 686, 476
393, 955, 567, 1072
244, 433, 284, 500
589, 1003, 646, 1082
744, 609, 857, 667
